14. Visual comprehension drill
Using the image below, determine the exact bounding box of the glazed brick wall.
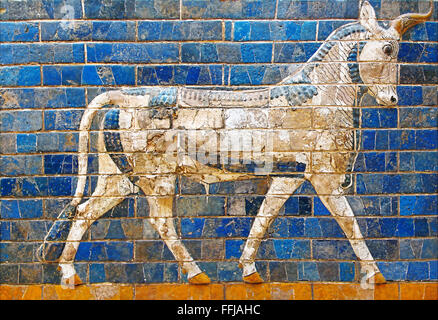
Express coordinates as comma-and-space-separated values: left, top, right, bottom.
0, 0, 437, 290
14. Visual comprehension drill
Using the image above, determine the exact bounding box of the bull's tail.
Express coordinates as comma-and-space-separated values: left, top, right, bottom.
37, 91, 120, 262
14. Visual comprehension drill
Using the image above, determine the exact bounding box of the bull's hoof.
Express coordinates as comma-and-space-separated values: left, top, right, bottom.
61, 274, 83, 289
189, 272, 211, 285
243, 272, 263, 284
369, 272, 386, 284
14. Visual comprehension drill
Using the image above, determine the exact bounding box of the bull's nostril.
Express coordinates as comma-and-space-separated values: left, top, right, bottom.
390, 96, 397, 103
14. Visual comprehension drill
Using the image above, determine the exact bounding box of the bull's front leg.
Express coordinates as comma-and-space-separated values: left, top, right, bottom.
239, 177, 304, 283
310, 174, 386, 285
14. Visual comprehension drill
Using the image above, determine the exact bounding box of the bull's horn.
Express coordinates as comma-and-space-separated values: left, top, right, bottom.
391, 0, 434, 35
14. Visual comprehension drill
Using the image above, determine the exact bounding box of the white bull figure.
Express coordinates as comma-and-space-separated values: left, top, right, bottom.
37, 1, 433, 288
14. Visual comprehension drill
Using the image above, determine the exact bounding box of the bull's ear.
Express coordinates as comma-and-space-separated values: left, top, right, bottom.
360, 1, 379, 33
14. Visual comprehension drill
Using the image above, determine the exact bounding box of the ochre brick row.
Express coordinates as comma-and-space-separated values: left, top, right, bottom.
1, 283, 437, 300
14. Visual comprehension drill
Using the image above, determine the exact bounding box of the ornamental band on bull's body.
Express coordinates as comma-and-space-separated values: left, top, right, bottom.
36, 1, 434, 288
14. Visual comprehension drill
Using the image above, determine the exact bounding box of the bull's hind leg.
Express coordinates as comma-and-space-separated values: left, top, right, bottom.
137, 175, 210, 284
239, 177, 304, 283
310, 174, 386, 285
58, 173, 134, 288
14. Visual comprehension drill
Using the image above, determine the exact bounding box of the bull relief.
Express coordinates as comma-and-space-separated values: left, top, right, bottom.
34, 1, 434, 288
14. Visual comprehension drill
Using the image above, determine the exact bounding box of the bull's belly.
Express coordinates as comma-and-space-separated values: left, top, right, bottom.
103, 106, 355, 176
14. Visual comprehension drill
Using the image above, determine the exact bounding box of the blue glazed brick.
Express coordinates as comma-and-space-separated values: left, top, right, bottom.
176, 196, 225, 216
361, 108, 398, 128
0, 66, 41, 86
48, 176, 72, 196
0, 111, 42, 132
257, 240, 276, 259
234, 21, 317, 41
16, 134, 36, 153
89, 264, 106, 283
92, 21, 136, 41
1, 0, 83, 20
225, 21, 232, 41
37, 133, 79, 152
0, 221, 11, 240
400, 64, 438, 84
361, 130, 376, 150
87, 43, 179, 63
430, 261, 438, 281
10, 221, 48, 241
312, 240, 356, 260
400, 195, 437, 216
366, 239, 398, 259
181, 43, 272, 63
414, 218, 430, 236
340, 262, 355, 282
44, 110, 83, 130
377, 262, 408, 281
274, 43, 320, 63
399, 43, 438, 63
416, 130, 438, 149
298, 261, 320, 281
138, 21, 222, 41
19, 264, 42, 284
314, 197, 330, 216
0, 200, 43, 219
319, 218, 345, 238
396, 218, 415, 237
143, 263, 176, 283
84, 0, 179, 19
317, 20, 350, 40
41, 21, 92, 40
137, 65, 223, 85
217, 262, 241, 282
269, 217, 289, 237
348, 196, 398, 216
403, 22, 438, 41
397, 86, 423, 106
273, 239, 310, 259
0, 264, 18, 284
0, 155, 42, 176
400, 108, 437, 128
304, 218, 322, 237
316, 262, 340, 281
376, 130, 389, 150
0, 22, 39, 42
181, 218, 205, 238
0, 44, 83, 65
182, 0, 276, 19
105, 242, 133, 261
82, 65, 135, 85
278, 0, 358, 19
400, 152, 438, 172
225, 239, 244, 259
43, 66, 82, 86
204, 217, 252, 238
407, 261, 429, 281
283, 196, 312, 216
0, 242, 35, 263
76, 242, 107, 261
44, 155, 78, 174
399, 173, 438, 194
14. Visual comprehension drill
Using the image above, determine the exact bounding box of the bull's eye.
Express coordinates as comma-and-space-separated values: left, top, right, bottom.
383, 44, 393, 56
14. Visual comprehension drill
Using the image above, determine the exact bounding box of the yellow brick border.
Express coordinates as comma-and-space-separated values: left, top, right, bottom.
1, 283, 437, 300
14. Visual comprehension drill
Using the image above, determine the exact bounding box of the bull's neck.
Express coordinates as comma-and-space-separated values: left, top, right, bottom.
310, 34, 366, 107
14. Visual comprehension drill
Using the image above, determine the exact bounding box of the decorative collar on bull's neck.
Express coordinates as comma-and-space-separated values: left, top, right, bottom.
281, 22, 368, 86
